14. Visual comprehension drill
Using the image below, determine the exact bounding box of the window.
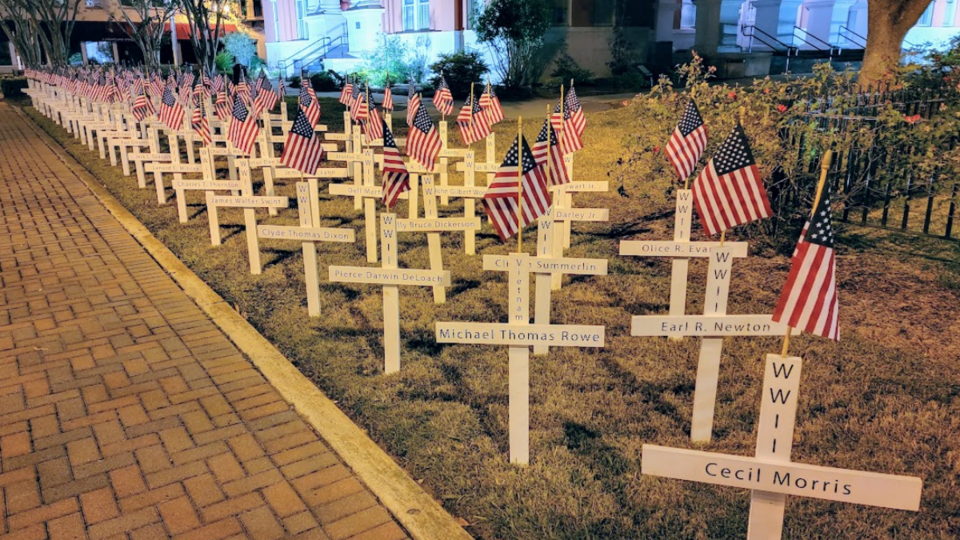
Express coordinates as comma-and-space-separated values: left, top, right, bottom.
944, 0, 956, 26
402, 0, 430, 31
918, 2, 934, 26
591, 0, 615, 26
296, 0, 308, 38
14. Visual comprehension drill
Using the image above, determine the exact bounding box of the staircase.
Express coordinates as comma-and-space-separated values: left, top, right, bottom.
277, 23, 349, 78
740, 25, 866, 75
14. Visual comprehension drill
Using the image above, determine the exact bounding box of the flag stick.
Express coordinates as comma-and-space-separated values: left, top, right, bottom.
545, 104, 553, 186
517, 115, 524, 253
780, 149, 833, 357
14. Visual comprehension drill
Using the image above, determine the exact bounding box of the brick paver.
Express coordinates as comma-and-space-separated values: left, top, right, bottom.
0, 103, 410, 540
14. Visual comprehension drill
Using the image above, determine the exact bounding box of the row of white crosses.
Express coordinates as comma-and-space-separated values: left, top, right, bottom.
622, 159, 923, 536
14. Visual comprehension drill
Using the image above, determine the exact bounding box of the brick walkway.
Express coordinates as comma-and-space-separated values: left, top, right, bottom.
0, 103, 409, 540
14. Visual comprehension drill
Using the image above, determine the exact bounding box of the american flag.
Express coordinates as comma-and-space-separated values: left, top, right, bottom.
456, 94, 490, 146
131, 79, 155, 122
666, 100, 708, 181
382, 81, 393, 111
692, 123, 772, 236
339, 78, 353, 105
228, 93, 260, 155
406, 86, 421, 127
552, 100, 584, 154
381, 119, 410, 209
364, 105, 384, 144
773, 184, 839, 340
299, 78, 321, 127
432, 76, 454, 116
235, 77, 251, 106
281, 106, 325, 176
479, 82, 504, 125
159, 81, 185, 130
214, 89, 230, 120
350, 86, 369, 122
406, 104, 442, 171
253, 74, 279, 115
564, 87, 586, 140
191, 85, 212, 146
483, 134, 551, 241
149, 76, 164, 99
531, 117, 569, 187
210, 73, 224, 95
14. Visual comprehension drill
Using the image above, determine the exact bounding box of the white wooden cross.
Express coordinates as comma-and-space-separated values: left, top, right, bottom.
328, 149, 394, 263
531, 208, 608, 355
127, 126, 173, 188
206, 158, 289, 274
327, 146, 373, 210
248, 156, 344, 216
396, 175, 480, 304
257, 181, 355, 316
642, 353, 923, 540
329, 213, 451, 374
436, 145, 471, 206
436, 253, 605, 465
622, 190, 767, 442
169, 148, 242, 223
551, 156, 610, 254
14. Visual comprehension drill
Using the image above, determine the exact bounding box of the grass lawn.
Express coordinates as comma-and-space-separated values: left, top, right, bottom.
20, 96, 960, 539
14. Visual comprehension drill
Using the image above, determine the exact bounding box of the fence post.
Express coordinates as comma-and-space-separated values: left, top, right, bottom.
946, 184, 958, 239
902, 175, 912, 230
923, 177, 935, 234
881, 181, 892, 227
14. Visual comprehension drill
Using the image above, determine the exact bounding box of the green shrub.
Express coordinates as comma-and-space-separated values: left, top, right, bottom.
221, 31, 257, 67
361, 35, 413, 87
429, 50, 489, 99
0, 77, 27, 98
215, 51, 233, 73
550, 52, 592, 86
310, 70, 340, 92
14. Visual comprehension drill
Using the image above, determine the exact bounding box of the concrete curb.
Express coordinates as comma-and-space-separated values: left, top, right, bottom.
15, 105, 473, 540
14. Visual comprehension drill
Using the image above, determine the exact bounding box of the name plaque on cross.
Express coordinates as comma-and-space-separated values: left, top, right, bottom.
642, 354, 923, 539
255, 182, 356, 316
435, 253, 605, 464
329, 214, 449, 374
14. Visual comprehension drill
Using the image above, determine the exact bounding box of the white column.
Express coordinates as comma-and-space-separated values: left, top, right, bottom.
171, 10, 180, 67
656, 0, 681, 42
112, 42, 120, 64
694, 0, 743, 54
751, 0, 803, 50
800, 0, 836, 49
80, 43, 89, 65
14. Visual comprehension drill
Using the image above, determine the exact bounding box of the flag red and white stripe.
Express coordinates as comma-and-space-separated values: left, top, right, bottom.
692, 123, 772, 236
227, 93, 260, 155
381, 120, 410, 209
773, 185, 839, 340
479, 82, 503, 125
406, 104, 442, 172
281, 106, 325, 175
666, 100, 708, 181
456, 94, 491, 146
406, 90, 421, 127
432, 77, 454, 116
532, 117, 569, 187
364, 105, 384, 145
299, 79, 321, 127
483, 134, 552, 241
382, 83, 394, 111
191, 86, 212, 146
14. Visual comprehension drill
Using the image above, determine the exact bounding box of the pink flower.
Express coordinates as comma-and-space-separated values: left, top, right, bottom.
904, 114, 922, 124
777, 104, 788, 113
764, 88, 771, 94
727, 91, 737, 100
652, 146, 661, 154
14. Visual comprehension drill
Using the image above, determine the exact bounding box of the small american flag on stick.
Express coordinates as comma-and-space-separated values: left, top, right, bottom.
159, 80, 185, 130
191, 86, 212, 146
406, 83, 420, 127
483, 133, 551, 242
339, 78, 353, 105
773, 173, 839, 341
531, 117, 569, 187
281, 106, 325, 176
666, 100, 708, 181
479, 82, 503, 125
382, 81, 394, 111
456, 93, 491, 146
381, 120, 410, 209
364, 105, 384, 144
692, 123, 772, 236
406, 103, 442, 172
432, 76, 454, 116
299, 79, 321, 127
227, 93, 260, 155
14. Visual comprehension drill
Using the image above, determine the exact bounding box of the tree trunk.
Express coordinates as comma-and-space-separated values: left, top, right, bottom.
859, 0, 933, 88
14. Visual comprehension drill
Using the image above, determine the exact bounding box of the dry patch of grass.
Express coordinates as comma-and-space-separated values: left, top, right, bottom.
23, 100, 960, 539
